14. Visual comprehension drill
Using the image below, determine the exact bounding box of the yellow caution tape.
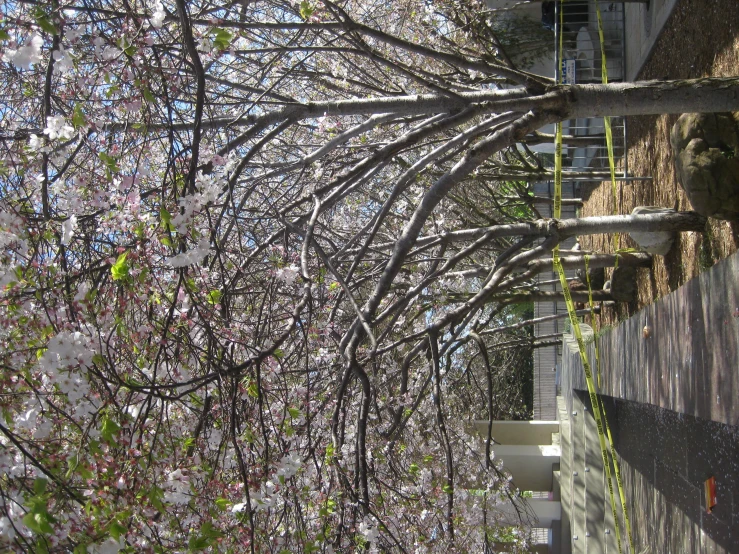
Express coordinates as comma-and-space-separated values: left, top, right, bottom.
584, 254, 634, 552
553, 253, 624, 553
591, 4, 635, 547
583, 255, 601, 388
554, 3, 632, 551
594, 1, 620, 249
598, 395, 634, 550
554, 0, 564, 220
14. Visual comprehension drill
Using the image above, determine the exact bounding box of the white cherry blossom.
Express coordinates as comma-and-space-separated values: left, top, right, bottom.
3, 34, 43, 69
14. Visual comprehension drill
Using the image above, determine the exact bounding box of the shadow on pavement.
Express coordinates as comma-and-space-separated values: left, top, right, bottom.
579, 391, 739, 553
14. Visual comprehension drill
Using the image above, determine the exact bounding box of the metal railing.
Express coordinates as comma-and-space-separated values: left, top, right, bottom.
554, 0, 628, 184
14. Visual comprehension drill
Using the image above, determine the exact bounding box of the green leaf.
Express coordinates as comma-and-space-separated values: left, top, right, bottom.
214, 498, 229, 511
23, 511, 54, 535
143, 88, 156, 104
159, 206, 171, 225
100, 415, 121, 444
108, 520, 127, 540
201, 521, 223, 539
72, 105, 86, 128
187, 522, 222, 551
32, 7, 58, 34
123, 376, 144, 389
23, 512, 42, 533
89, 439, 102, 456
33, 478, 48, 495
65, 448, 80, 479
0, 29, 10, 40
67, 454, 93, 480
98, 152, 120, 176
105, 84, 120, 99
118, 38, 137, 57
185, 277, 197, 292
211, 28, 232, 50
188, 536, 210, 551
35, 538, 51, 554
324, 443, 335, 464
207, 289, 222, 305
243, 427, 255, 444
111, 251, 129, 281
149, 486, 166, 513
299, 1, 315, 20
287, 407, 302, 419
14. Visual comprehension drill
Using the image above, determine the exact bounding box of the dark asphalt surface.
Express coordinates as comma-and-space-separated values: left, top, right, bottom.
589, 392, 739, 553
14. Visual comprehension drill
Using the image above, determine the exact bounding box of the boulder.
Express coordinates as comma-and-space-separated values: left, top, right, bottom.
610, 265, 637, 302
628, 206, 676, 256
670, 112, 739, 221
563, 323, 594, 354
576, 266, 605, 291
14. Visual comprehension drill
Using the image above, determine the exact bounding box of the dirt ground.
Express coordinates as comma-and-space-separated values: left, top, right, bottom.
580, 0, 739, 327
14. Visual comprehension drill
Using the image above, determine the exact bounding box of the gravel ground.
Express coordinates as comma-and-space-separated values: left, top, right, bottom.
580, 0, 739, 327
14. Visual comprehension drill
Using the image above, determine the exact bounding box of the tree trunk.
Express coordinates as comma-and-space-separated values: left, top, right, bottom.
529, 252, 652, 273
451, 253, 650, 281
480, 306, 600, 335
482, 307, 597, 336
495, 340, 562, 351
492, 171, 616, 182
491, 0, 647, 3
496, 290, 613, 305
554, 211, 706, 239
524, 131, 607, 148
184, 78, 739, 132
567, 78, 739, 118
504, 195, 583, 205
417, 213, 702, 252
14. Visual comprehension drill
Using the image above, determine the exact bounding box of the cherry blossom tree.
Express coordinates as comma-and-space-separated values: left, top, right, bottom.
0, 0, 727, 552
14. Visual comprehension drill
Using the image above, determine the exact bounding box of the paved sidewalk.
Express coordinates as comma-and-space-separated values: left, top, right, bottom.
600, 394, 739, 553
587, 252, 739, 426
560, 251, 739, 553
624, 0, 680, 81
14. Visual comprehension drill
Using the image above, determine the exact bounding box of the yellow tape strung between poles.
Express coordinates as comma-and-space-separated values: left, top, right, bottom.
552, 254, 622, 548
591, 4, 635, 547
598, 397, 634, 550
555, 2, 632, 551
594, 0, 620, 249
585, 254, 634, 549
583, 256, 602, 388
553, 254, 624, 553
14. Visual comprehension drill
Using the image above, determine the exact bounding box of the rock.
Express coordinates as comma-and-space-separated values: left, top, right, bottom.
568, 278, 587, 291
670, 112, 739, 221
563, 323, 594, 354
628, 206, 676, 256
610, 265, 637, 302
576, 266, 605, 291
